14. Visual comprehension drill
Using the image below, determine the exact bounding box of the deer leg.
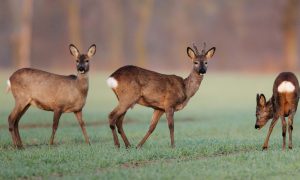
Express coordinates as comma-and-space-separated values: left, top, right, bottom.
262, 116, 279, 150
8, 103, 29, 148
14, 104, 30, 148
166, 108, 175, 148
109, 105, 129, 148
288, 113, 295, 149
136, 110, 164, 148
116, 112, 131, 148
74, 111, 90, 145
281, 116, 287, 150
49, 111, 62, 145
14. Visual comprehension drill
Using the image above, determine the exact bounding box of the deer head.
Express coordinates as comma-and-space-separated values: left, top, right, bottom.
187, 43, 216, 75
69, 44, 96, 74
255, 94, 273, 129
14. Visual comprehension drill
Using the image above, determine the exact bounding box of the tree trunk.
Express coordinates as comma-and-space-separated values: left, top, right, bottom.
134, 0, 154, 67
65, 0, 82, 50
10, 0, 33, 68
283, 0, 298, 70
106, 0, 124, 68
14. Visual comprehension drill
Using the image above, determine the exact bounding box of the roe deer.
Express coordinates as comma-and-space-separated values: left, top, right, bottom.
107, 43, 216, 148
7, 44, 96, 148
255, 72, 299, 150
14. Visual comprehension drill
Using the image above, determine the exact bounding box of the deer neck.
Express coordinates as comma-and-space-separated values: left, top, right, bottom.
184, 70, 203, 99
76, 73, 89, 95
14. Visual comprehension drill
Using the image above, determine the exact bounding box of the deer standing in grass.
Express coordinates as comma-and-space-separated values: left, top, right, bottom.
107, 43, 216, 148
7, 44, 96, 148
255, 72, 299, 150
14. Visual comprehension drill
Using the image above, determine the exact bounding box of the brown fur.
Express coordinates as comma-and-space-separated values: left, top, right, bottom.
255, 72, 299, 150
108, 44, 216, 148
7, 44, 96, 148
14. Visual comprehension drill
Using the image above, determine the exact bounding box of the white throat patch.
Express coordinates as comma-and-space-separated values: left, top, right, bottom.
278, 81, 295, 93
106, 77, 118, 88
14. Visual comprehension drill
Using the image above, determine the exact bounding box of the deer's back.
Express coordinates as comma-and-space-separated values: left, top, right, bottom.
9, 68, 87, 112
110, 65, 186, 109
273, 72, 299, 116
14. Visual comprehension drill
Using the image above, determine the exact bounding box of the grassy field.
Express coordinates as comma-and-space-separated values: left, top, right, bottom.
1, 71, 300, 179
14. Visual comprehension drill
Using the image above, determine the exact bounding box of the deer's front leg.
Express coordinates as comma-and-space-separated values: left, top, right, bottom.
74, 111, 90, 145
166, 108, 175, 148
288, 113, 295, 149
262, 116, 279, 150
137, 110, 164, 148
50, 111, 62, 145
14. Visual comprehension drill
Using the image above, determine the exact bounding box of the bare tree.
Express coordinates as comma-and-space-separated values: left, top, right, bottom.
283, 0, 298, 70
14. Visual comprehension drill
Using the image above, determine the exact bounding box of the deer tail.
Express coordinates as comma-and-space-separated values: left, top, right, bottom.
5, 80, 11, 93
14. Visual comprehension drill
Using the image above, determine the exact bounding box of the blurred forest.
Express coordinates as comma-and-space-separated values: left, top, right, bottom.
0, 0, 299, 72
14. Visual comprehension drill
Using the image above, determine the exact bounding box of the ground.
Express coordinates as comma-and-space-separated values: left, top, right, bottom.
1, 71, 300, 179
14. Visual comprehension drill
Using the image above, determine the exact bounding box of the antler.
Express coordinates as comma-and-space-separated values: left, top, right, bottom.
192, 43, 200, 55
201, 42, 206, 54
193, 42, 207, 55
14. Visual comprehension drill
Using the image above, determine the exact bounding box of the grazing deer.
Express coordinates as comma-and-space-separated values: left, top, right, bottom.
255, 72, 299, 150
107, 43, 216, 148
6, 44, 96, 148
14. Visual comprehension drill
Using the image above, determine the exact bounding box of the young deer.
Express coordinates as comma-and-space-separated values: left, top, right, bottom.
7, 44, 96, 148
107, 43, 216, 148
255, 72, 299, 150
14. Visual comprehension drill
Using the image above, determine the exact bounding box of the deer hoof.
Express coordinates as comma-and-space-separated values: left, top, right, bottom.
16, 145, 24, 150
262, 146, 268, 151
288, 146, 293, 150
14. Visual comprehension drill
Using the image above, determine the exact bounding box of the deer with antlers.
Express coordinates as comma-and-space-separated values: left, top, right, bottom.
107, 43, 216, 148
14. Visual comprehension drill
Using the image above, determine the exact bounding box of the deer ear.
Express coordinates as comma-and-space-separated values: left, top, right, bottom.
69, 44, 80, 58
259, 94, 266, 106
87, 44, 96, 58
205, 47, 216, 59
187, 47, 196, 59
256, 94, 260, 104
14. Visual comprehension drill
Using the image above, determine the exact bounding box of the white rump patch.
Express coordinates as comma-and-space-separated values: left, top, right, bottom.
278, 81, 295, 93
6, 80, 11, 93
106, 77, 118, 89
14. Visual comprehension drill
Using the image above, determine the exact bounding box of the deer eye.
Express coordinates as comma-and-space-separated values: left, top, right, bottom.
85, 60, 89, 63
194, 62, 199, 65
204, 62, 208, 65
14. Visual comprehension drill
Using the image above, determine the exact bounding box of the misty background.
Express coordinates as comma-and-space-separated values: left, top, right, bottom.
0, 0, 299, 72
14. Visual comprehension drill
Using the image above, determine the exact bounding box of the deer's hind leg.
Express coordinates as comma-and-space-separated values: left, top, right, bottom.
116, 111, 131, 148
109, 94, 139, 148
288, 112, 295, 149
8, 101, 30, 148
109, 105, 129, 148
281, 116, 287, 150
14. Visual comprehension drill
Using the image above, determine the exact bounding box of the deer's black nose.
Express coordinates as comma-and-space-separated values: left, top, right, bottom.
199, 68, 206, 74
255, 124, 260, 129
78, 66, 85, 71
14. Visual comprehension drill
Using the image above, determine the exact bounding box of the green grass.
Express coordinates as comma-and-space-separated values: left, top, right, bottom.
1, 71, 300, 179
